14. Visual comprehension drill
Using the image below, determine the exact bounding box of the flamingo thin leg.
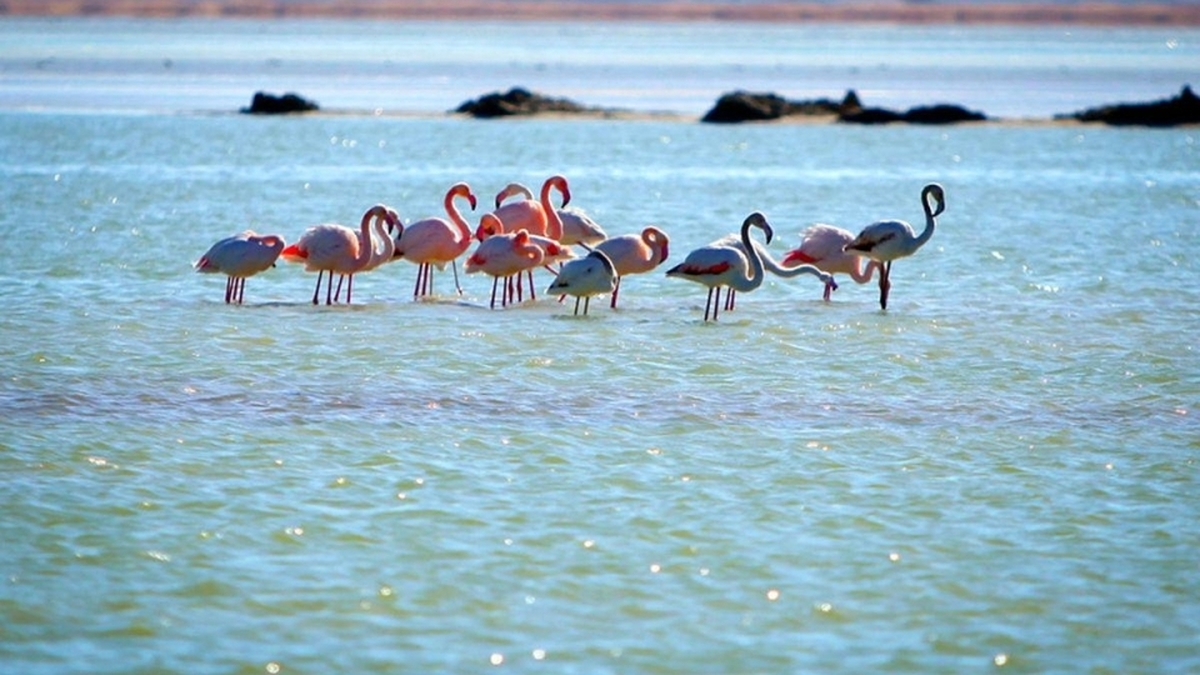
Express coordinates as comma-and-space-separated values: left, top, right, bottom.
311, 271, 324, 305
610, 276, 622, 309
325, 269, 334, 305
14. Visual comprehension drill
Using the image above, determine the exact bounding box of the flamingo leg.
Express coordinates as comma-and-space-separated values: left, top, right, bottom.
334, 275, 345, 302
703, 287, 714, 322
879, 262, 892, 310
489, 276, 499, 309
583, 296, 591, 316
235, 277, 246, 304
325, 269, 334, 305
725, 289, 736, 312
505, 276, 516, 307
452, 261, 463, 295
413, 264, 424, 299
224, 276, 234, 304
423, 264, 433, 297
610, 276, 622, 309
345, 274, 354, 304
311, 271, 324, 305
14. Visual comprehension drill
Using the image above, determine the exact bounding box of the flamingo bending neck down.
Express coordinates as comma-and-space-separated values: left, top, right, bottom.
844, 183, 945, 310
393, 183, 477, 299
195, 230, 286, 304
593, 226, 670, 309
782, 223, 878, 301
547, 249, 617, 316
665, 212, 773, 322
282, 204, 393, 305
464, 217, 546, 309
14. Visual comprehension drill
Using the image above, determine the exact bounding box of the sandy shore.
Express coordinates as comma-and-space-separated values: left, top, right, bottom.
4, 1, 1200, 26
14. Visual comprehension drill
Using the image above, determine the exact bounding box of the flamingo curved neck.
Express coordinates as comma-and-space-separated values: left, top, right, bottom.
912, 186, 943, 252
731, 218, 767, 292
540, 178, 567, 241
851, 259, 880, 284
446, 189, 472, 246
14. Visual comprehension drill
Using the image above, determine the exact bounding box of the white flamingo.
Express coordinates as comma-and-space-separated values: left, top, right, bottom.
547, 249, 617, 316
665, 212, 774, 322
844, 183, 945, 310
194, 231, 286, 304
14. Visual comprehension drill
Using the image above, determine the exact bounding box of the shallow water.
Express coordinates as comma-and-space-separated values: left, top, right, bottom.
2, 17, 1200, 675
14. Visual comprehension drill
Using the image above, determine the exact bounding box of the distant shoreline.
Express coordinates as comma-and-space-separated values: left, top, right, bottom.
3, 1, 1200, 26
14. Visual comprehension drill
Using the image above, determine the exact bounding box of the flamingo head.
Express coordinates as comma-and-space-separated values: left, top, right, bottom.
923, 183, 946, 217
744, 212, 774, 245
476, 213, 503, 241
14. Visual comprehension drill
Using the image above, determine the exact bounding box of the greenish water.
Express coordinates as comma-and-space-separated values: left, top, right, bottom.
2, 17, 1199, 675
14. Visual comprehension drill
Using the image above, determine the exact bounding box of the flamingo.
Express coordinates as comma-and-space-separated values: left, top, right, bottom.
281, 204, 392, 305
547, 249, 617, 316
474, 216, 575, 304
781, 224, 879, 301
720, 235, 837, 310
844, 183, 945, 310
194, 230, 286, 304
489, 180, 606, 246
665, 212, 774, 322
393, 183, 477, 299
593, 226, 670, 309
334, 206, 400, 302
464, 218, 546, 309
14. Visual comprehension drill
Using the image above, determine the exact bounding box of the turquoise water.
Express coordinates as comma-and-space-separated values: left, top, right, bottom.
3, 18, 1200, 675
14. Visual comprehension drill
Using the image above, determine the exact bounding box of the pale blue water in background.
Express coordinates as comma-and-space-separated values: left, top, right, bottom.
1, 17, 1199, 675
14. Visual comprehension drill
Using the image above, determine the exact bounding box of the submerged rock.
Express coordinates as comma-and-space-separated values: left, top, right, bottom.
1062, 85, 1200, 126
455, 87, 594, 118
240, 91, 319, 114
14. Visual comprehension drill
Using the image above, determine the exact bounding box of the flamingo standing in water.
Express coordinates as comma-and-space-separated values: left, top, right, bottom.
720, 235, 837, 310
490, 181, 607, 247
782, 224, 879, 301
593, 226, 670, 309
334, 206, 400, 303
281, 204, 393, 305
393, 183, 477, 299
464, 218, 546, 309
480, 176, 572, 301
194, 230, 286, 304
844, 183, 945, 310
547, 249, 617, 316
665, 212, 774, 322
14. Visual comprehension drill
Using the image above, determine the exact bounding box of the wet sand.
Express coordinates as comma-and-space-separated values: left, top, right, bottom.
4, 1, 1200, 26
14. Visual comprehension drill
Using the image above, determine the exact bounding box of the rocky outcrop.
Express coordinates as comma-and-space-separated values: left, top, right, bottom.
1060, 85, 1200, 126
240, 91, 319, 114
701, 90, 853, 123
839, 102, 987, 124
455, 87, 598, 118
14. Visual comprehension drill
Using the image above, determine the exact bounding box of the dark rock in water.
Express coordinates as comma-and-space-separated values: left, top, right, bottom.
1062, 85, 1200, 127
840, 102, 986, 125
702, 91, 789, 123
904, 104, 987, 124
701, 89, 847, 123
241, 91, 319, 115
839, 107, 906, 124
456, 87, 592, 118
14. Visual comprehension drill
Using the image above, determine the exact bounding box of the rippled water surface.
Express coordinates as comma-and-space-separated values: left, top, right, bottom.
2, 17, 1200, 675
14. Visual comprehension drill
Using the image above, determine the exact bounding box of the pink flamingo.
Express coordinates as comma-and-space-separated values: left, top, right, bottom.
334, 206, 400, 302
593, 226, 670, 308
844, 183, 945, 310
281, 204, 393, 305
665, 212, 774, 322
464, 218, 546, 309
393, 183, 477, 299
474, 216, 575, 304
194, 230, 286, 304
489, 182, 606, 246
781, 224, 879, 301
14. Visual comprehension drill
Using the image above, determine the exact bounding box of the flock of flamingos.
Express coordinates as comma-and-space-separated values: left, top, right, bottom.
194, 175, 946, 320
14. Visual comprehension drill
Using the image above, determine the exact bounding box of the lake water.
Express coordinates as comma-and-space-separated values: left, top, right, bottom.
1, 16, 1199, 675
